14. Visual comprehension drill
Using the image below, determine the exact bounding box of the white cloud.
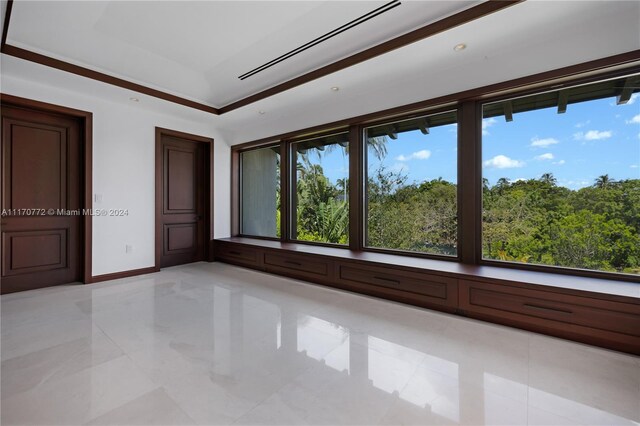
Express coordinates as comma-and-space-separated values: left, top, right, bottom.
584, 130, 612, 140
483, 155, 525, 169
482, 118, 497, 136
534, 153, 554, 161
530, 137, 559, 148
553, 160, 566, 166
573, 130, 613, 141
575, 120, 590, 128
395, 150, 431, 161
631, 164, 638, 169
627, 114, 640, 124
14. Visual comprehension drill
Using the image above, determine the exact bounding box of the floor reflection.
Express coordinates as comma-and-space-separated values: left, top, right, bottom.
1, 262, 638, 425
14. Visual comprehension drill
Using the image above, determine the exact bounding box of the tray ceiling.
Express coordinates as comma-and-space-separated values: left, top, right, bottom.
5, 0, 479, 107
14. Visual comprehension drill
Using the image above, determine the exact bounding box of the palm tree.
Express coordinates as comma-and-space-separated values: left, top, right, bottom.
594, 174, 617, 189
539, 173, 557, 185
366, 136, 388, 161
495, 177, 511, 193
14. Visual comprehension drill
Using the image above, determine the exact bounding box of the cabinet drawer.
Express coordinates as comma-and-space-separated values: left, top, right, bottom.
338, 263, 455, 304
264, 252, 329, 277
214, 243, 260, 267
460, 280, 640, 337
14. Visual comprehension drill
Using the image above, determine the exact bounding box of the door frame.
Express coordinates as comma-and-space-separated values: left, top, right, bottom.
155, 127, 213, 269
0, 93, 93, 283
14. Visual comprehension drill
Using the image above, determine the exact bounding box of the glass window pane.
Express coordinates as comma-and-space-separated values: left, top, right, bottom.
482, 74, 640, 276
364, 111, 458, 256
292, 133, 349, 245
241, 146, 280, 238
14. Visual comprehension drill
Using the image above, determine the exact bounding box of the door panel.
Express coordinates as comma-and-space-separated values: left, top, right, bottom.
166, 223, 197, 252
159, 135, 206, 267
3, 228, 67, 274
166, 148, 195, 212
1, 106, 82, 293
9, 122, 68, 209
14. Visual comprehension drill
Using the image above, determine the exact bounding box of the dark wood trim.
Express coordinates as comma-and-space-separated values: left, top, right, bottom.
231, 51, 640, 151
1, 0, 13, 47
1, 45, 219, 115
155, 127, 214, 145
279, 142, 288, 240
0, 0, 522, 115
1, 0, 218, 116
458, 101, 480, 265
89, 266, 159, 284
230, 149, 240, 236
0, 93, 94, 284
213, 237, 640, 354
1, 93, 92, 123
286, 126, 351, 144
286, 139, 297, 241
348, 125, 362, 250
232, 142, 284, 239
215, 238, 640, 301
218, 0, 524, 113
8, 1, 636, 117
83, 109, 93, 282
230, 58, 640, 284
154, 127, 214, 269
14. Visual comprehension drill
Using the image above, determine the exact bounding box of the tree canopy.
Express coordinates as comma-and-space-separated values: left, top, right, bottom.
292, 148, 639, 275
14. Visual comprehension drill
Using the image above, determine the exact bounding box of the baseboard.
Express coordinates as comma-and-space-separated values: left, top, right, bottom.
88, 266, 160, 283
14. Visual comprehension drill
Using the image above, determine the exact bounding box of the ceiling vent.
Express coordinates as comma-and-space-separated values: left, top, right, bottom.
238, 0, 401, 80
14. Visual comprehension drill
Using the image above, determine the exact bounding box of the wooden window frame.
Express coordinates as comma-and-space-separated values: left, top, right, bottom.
230, 54, 640, 284
234, 144, 282, 241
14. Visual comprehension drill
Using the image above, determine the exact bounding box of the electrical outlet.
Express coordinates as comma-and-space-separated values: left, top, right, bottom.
125, 245, 133, 254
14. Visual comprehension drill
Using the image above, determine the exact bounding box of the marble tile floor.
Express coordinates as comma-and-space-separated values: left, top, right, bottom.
1, 262, 639, 426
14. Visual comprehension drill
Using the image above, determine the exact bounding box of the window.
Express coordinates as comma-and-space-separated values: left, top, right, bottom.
291, 132, 349, 245
482, 75, 640, 276
364, 111, 458, 256
240, 146, 280, 238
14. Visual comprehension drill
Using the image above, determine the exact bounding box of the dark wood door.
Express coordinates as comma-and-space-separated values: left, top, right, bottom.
1, 106, 82, 293
159, 135, 206, 267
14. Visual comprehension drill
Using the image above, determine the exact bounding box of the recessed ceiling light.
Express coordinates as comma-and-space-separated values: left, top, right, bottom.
331, 86, 340, 92
453, 43, 467, 52
258, 110, 266, 115
129, 97, 139, 102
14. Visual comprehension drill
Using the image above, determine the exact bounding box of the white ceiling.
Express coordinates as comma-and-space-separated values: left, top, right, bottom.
217, 0, 640, 143
1, 1, 639, 145
6, 0, 478, 107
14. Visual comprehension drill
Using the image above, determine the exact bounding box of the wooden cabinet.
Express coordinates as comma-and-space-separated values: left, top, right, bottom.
264, 252, 330, 280
337, 263, 457, 310
460, 280, 640, 353
213, 239, 640, 354
213, 241, 261, 268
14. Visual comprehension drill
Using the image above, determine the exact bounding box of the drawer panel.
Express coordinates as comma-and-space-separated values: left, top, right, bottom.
214, 242, 260, 266
264, 252, 329, 277
338, 263, 454, 302
461, 280, 640, 337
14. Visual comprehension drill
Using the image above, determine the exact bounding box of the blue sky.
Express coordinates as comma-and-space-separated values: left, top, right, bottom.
482, 93, 640, 189
307, 93, 640, 190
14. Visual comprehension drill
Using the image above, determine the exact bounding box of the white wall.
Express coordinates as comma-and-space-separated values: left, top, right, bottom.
0, 56, 231, 276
